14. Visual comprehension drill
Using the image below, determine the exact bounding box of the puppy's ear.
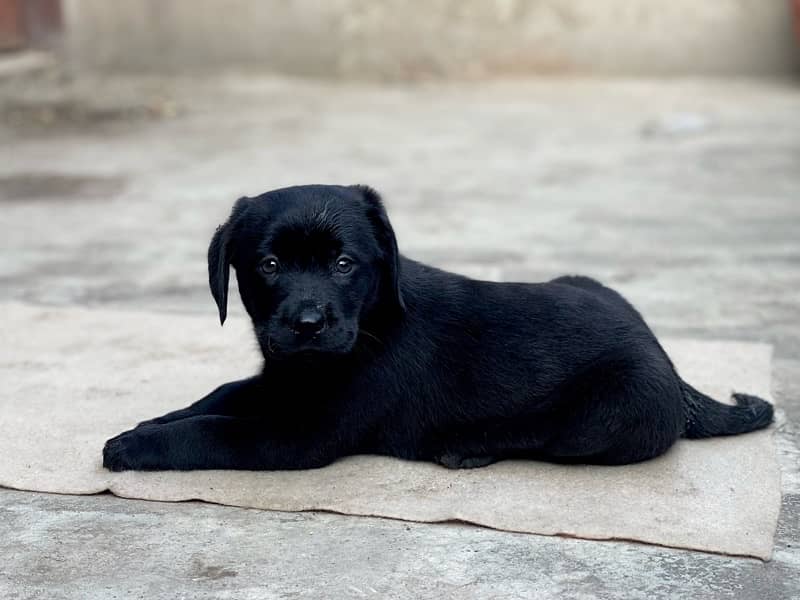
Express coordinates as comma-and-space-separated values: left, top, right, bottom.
208, 197, 250, 325
350, 185, 406, 312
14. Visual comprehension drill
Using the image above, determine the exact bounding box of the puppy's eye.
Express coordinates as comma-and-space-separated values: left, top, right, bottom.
259, 256, 279, 275
335, 256, 354, 274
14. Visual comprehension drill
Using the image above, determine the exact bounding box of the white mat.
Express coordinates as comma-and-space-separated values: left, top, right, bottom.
0, 303, 781, 559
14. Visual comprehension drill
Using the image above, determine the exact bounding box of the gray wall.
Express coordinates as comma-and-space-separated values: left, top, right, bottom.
62, 0, 800, 77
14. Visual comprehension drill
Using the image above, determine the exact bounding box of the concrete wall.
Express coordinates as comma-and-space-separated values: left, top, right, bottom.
61, 0, 800, 78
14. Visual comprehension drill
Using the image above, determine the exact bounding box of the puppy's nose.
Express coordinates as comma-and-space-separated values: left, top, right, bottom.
293, 308, 326, 337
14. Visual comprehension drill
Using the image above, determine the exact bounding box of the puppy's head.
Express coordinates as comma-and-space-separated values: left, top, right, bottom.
208, 184, 404, 357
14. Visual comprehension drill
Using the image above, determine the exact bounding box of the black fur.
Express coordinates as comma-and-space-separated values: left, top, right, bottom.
103, 184, 774, 472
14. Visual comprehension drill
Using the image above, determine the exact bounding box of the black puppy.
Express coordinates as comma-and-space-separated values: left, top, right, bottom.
103, 184, 773, 471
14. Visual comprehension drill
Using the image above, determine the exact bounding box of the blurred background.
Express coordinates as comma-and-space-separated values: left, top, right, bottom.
1, 0, 799, 350
2, 1, 800, 596
1, 1, 799, 349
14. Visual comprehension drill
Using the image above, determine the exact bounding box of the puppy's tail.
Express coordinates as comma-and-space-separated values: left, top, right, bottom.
680, 381, 773, 439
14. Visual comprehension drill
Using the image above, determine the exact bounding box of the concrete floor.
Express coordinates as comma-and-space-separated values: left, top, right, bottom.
1, 70, 799, 598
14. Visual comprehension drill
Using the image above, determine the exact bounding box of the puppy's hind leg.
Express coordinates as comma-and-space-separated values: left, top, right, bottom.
542, 364, 684, 465
429, 417, 556, 469
435, 453, 497, 469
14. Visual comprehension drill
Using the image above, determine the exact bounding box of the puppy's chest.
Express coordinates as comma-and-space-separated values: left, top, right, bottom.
267, 352, 461, 418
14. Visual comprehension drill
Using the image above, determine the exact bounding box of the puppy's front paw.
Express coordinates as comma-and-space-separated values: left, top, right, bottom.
102, 426, 163, 472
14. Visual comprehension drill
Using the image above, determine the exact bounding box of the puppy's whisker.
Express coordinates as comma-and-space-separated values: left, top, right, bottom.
358, 329, 383, 346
